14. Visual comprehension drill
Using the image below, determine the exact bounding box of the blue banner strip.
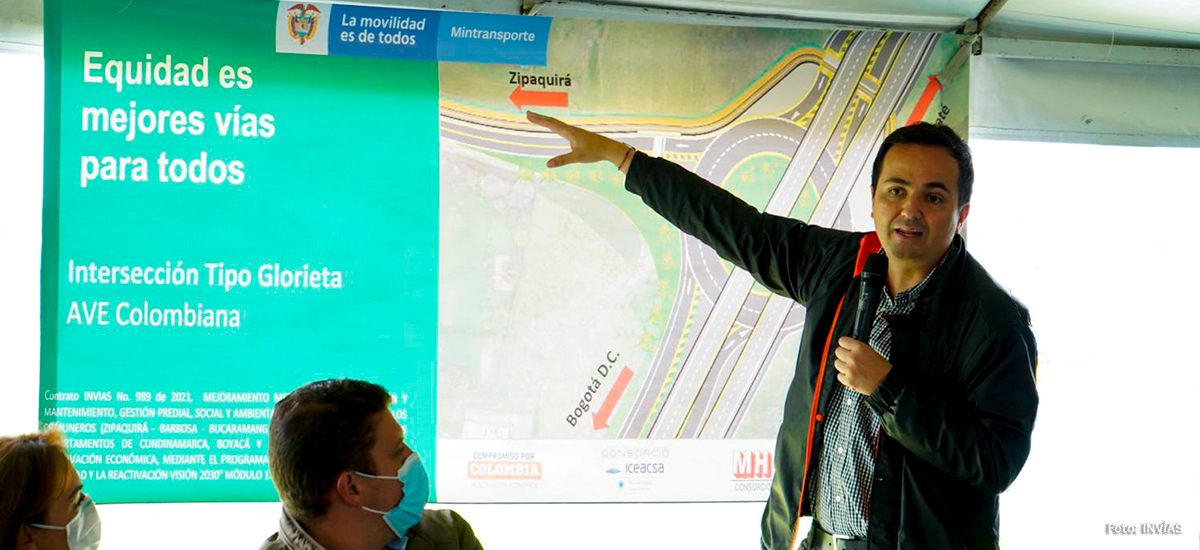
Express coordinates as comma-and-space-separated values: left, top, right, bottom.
438, 12, 552, 66
328, 5, 440, 60
320, 4, 551, 66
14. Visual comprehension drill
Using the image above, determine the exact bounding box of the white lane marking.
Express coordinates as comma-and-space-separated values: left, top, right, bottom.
692, 131, 802, 296
705, 293, 791, 436
711, 35, 928, 434
706, 132, 801, 178
658, 32, 884, 437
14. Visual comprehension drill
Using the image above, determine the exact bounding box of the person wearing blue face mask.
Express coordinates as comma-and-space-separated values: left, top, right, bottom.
1, 428, 102, 550
260, 379, 482, 550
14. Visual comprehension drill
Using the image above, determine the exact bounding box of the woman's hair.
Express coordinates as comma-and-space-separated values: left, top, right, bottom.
0, 429, 74, 550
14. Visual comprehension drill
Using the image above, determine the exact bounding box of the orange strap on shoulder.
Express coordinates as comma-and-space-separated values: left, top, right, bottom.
786, 232, 883, 549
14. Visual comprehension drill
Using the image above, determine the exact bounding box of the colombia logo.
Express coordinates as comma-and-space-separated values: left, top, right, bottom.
286, 4, 322, 45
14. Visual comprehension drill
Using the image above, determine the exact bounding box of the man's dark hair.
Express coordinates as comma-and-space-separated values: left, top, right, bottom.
269, 379, 391, 520
870, 122, 973, 208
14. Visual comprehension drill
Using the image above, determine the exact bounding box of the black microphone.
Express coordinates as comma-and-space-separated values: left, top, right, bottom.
852, 253, 888, 342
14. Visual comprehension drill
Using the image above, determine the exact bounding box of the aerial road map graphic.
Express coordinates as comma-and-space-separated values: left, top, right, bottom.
435, 20, 964, 502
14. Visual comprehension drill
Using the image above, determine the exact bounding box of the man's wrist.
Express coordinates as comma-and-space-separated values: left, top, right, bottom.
867, 367, 908, 414
607, 140, 634, 170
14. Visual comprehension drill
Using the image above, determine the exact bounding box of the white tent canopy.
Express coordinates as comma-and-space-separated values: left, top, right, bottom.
7, 0, 1200, 49
972, 53, 1200, 146
526, 0, 1200, 48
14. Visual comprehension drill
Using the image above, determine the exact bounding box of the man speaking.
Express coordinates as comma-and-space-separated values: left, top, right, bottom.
528, 111, 1038, 550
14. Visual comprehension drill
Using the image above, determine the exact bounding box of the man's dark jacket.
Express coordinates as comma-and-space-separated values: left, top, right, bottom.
626, 152, 1038, 550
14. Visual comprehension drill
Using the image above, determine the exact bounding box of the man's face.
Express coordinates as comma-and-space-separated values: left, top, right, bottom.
336, 410, 413, 546
372, 411, 412, 477
364, 410, 412, 508
872, 143, 970, 268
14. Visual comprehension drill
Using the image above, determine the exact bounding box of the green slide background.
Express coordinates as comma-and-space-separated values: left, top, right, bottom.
42, 0, 440, 502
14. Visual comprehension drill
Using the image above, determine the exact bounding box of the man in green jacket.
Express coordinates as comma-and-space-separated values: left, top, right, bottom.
259, 379, 482, 550
528, 112, 1038, 550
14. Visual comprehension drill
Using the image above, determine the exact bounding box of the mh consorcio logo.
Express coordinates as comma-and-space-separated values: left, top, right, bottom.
733, 450, 773, 480
286, 3, 322, 45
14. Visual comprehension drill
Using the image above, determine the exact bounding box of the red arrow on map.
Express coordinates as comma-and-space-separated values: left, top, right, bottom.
509, 85, 568, 110
592, 366, 634, 430
905, 74, 943, 126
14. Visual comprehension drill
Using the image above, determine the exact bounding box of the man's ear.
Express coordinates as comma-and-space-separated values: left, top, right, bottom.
956, 203, 971, 233
334, 471, 367, 508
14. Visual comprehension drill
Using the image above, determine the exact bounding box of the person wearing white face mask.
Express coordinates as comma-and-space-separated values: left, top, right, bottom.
260, 379, 482, 550
1, 429, 102, 550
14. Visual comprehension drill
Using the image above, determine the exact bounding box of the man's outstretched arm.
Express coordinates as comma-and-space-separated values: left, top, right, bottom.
526, 111, 859, 304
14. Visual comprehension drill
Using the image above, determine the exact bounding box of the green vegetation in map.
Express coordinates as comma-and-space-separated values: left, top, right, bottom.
474, 150, 682, 357
713, 153, 819, 297
716, 152, 787, 283
437, 151, 659, 439
790, 180, 822, 221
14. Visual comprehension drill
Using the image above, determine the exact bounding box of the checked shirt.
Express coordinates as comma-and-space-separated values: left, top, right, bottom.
809, 254, 943, 537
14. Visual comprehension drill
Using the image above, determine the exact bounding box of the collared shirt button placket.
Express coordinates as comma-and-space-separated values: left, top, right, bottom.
809, 254, 945, 538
